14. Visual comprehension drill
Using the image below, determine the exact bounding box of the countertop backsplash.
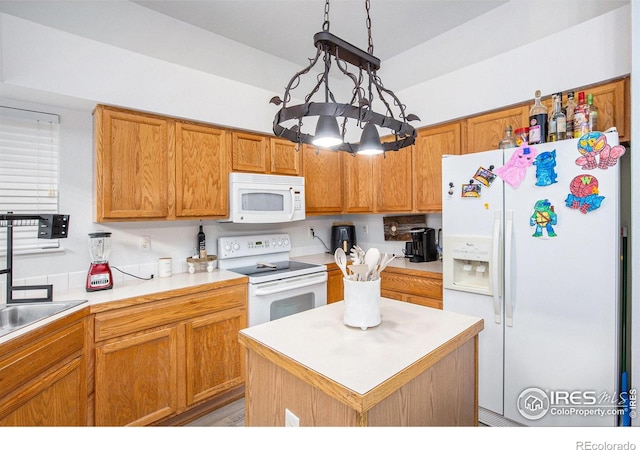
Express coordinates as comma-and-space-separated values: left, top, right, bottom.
1, 213, 442, 303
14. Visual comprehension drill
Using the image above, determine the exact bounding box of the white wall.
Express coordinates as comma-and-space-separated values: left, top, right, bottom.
0, 6, 632, 300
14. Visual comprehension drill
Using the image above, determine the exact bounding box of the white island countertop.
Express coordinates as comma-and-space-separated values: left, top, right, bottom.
239, 298, 482, 396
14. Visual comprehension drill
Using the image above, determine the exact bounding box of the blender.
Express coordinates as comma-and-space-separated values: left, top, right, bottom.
86, 232, 113, 291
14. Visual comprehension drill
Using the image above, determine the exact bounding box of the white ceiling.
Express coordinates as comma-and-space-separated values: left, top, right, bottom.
0, 0, 630, 97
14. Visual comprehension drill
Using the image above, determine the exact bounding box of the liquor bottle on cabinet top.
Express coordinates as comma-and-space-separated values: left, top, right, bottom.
499, 125, 517, 149
548, 93, 567, 142
528, 90, 548, 144
573, 91, 589, 139
588, 93, 599, 132
564, 91, 577, 139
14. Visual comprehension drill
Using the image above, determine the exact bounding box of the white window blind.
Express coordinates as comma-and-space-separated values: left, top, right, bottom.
0, 106, 61, 253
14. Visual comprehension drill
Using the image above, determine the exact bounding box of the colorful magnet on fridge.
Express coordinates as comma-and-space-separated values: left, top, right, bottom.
533, 150, 558, 186
575, 132, 626, 170
530, 199, 557, 237
461, 180, 481, 197
472, 165, 497, 187
565, 174, 604, 214
494, 145, 538, 188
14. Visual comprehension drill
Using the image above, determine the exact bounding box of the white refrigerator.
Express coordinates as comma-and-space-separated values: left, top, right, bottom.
441, 131, 624, 426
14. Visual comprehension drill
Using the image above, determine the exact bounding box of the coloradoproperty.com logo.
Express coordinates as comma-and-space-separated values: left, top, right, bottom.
517, 387, 637, 420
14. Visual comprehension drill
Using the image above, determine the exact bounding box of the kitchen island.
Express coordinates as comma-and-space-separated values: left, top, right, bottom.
238, 298, 483, 426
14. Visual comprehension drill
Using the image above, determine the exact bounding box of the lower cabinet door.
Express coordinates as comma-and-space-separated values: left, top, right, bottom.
0, 356, 86, 426
185, 308, 246, 406
94, 326, 179, 426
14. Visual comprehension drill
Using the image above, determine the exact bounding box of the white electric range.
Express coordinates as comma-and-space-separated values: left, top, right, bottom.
217, 233, 327, 327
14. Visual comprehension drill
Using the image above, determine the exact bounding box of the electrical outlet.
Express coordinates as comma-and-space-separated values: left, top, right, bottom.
139, 236, 151, 251
363, 225, 369, 234
285, 408, 299, 427
308, 227, 314, 238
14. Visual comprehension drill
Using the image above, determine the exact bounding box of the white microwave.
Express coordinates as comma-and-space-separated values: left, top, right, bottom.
227, 172, 305, 223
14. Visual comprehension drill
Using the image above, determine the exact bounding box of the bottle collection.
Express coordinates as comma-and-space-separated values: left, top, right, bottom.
500, 89, 600, 148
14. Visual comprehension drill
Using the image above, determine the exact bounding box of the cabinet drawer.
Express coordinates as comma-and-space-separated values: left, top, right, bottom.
381, 272, 442, 299
94, 284, 247, 341
382, 290, 442, 310
0, 320, 85, 401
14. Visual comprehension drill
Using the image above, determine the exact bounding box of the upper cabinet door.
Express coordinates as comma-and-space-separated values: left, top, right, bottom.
374, 143, 413, 213
302, 144, 344, 214
343, 152, 374, 213
231, 131, 269, 173
466, 105, 529, 154
270, 138, 301, 176
588, 79, 628, 141
95, 106, 170, 221
413, 122, 462, 212
175, 122, 229, 218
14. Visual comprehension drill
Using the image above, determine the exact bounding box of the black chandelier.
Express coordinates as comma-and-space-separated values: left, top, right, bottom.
270, 0, 419, 155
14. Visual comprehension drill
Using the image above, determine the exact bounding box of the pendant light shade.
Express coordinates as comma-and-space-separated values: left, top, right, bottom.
357, 122, 383, 155
312, 115, 343, 148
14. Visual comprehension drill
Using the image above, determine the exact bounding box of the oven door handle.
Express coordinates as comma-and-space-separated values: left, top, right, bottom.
253, 273, 328, 296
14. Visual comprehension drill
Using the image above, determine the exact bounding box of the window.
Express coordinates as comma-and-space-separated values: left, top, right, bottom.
0, 106, 61, 253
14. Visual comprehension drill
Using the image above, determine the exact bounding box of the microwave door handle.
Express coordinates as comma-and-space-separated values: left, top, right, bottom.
288, 188, 296, 221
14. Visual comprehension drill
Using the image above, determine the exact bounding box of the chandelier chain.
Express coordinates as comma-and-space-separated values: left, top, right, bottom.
323, 0, 330, 31
365, 0, 373, 55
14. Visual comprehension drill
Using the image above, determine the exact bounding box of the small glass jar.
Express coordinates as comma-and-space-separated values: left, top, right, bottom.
515, 127, 529, 146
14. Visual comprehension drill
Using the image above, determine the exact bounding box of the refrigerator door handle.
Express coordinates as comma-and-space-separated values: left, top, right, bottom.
492, 211, 501, 324
505, 210, 514, 327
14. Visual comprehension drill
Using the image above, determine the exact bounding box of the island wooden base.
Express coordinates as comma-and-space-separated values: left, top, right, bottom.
244, 337, 478, 426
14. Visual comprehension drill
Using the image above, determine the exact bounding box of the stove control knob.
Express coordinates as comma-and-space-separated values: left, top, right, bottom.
277, 238, 283, 247
283, 238, 289, 246
272, 238, 277, 247
233, 242, 240, 251
224, 243, 232, 252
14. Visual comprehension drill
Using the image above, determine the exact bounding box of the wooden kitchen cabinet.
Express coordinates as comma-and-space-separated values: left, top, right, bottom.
303, 144, 344, 214
374, 142, 413, 213
92, 281, 247, 426
231, 133, 301, 176
413, 122, 463, 212
343, 153, 375, 213
175, 121, 229, 217
0, 309, 89, 426
326, 262, 345, 304
231, 131, 269, 173
465, 105, 529, 154
380, 266, 443, 309
269, 137, 302, 175
94, 105, 230, 222
95, 106, 170, 221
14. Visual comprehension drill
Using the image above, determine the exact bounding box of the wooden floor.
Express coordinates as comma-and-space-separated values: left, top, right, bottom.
185, 398, 245, 426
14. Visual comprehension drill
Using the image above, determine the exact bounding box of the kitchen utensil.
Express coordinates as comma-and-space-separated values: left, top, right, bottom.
364, 248, 380, 280
375, 254, 396, 278
334, 248, 349, 278
349, 245, 365, 264
349, 264, 369, 281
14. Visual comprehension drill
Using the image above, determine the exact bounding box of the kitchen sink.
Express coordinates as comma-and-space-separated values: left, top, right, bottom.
0, 300, 87, 338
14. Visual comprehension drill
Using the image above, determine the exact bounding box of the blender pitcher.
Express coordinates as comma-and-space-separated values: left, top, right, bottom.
86, 232, 113, 291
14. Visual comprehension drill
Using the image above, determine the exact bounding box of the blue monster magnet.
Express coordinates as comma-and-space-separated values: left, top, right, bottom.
533, 150, 558, 186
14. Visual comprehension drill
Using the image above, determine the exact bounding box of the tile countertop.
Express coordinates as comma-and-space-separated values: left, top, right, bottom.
293, 252, 443, 274
239, 298, 482, 395
0, 270, 248, 344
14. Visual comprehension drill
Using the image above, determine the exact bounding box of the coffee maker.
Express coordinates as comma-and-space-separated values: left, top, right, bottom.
409, 227, 438, 263
331, 223, 356, 254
